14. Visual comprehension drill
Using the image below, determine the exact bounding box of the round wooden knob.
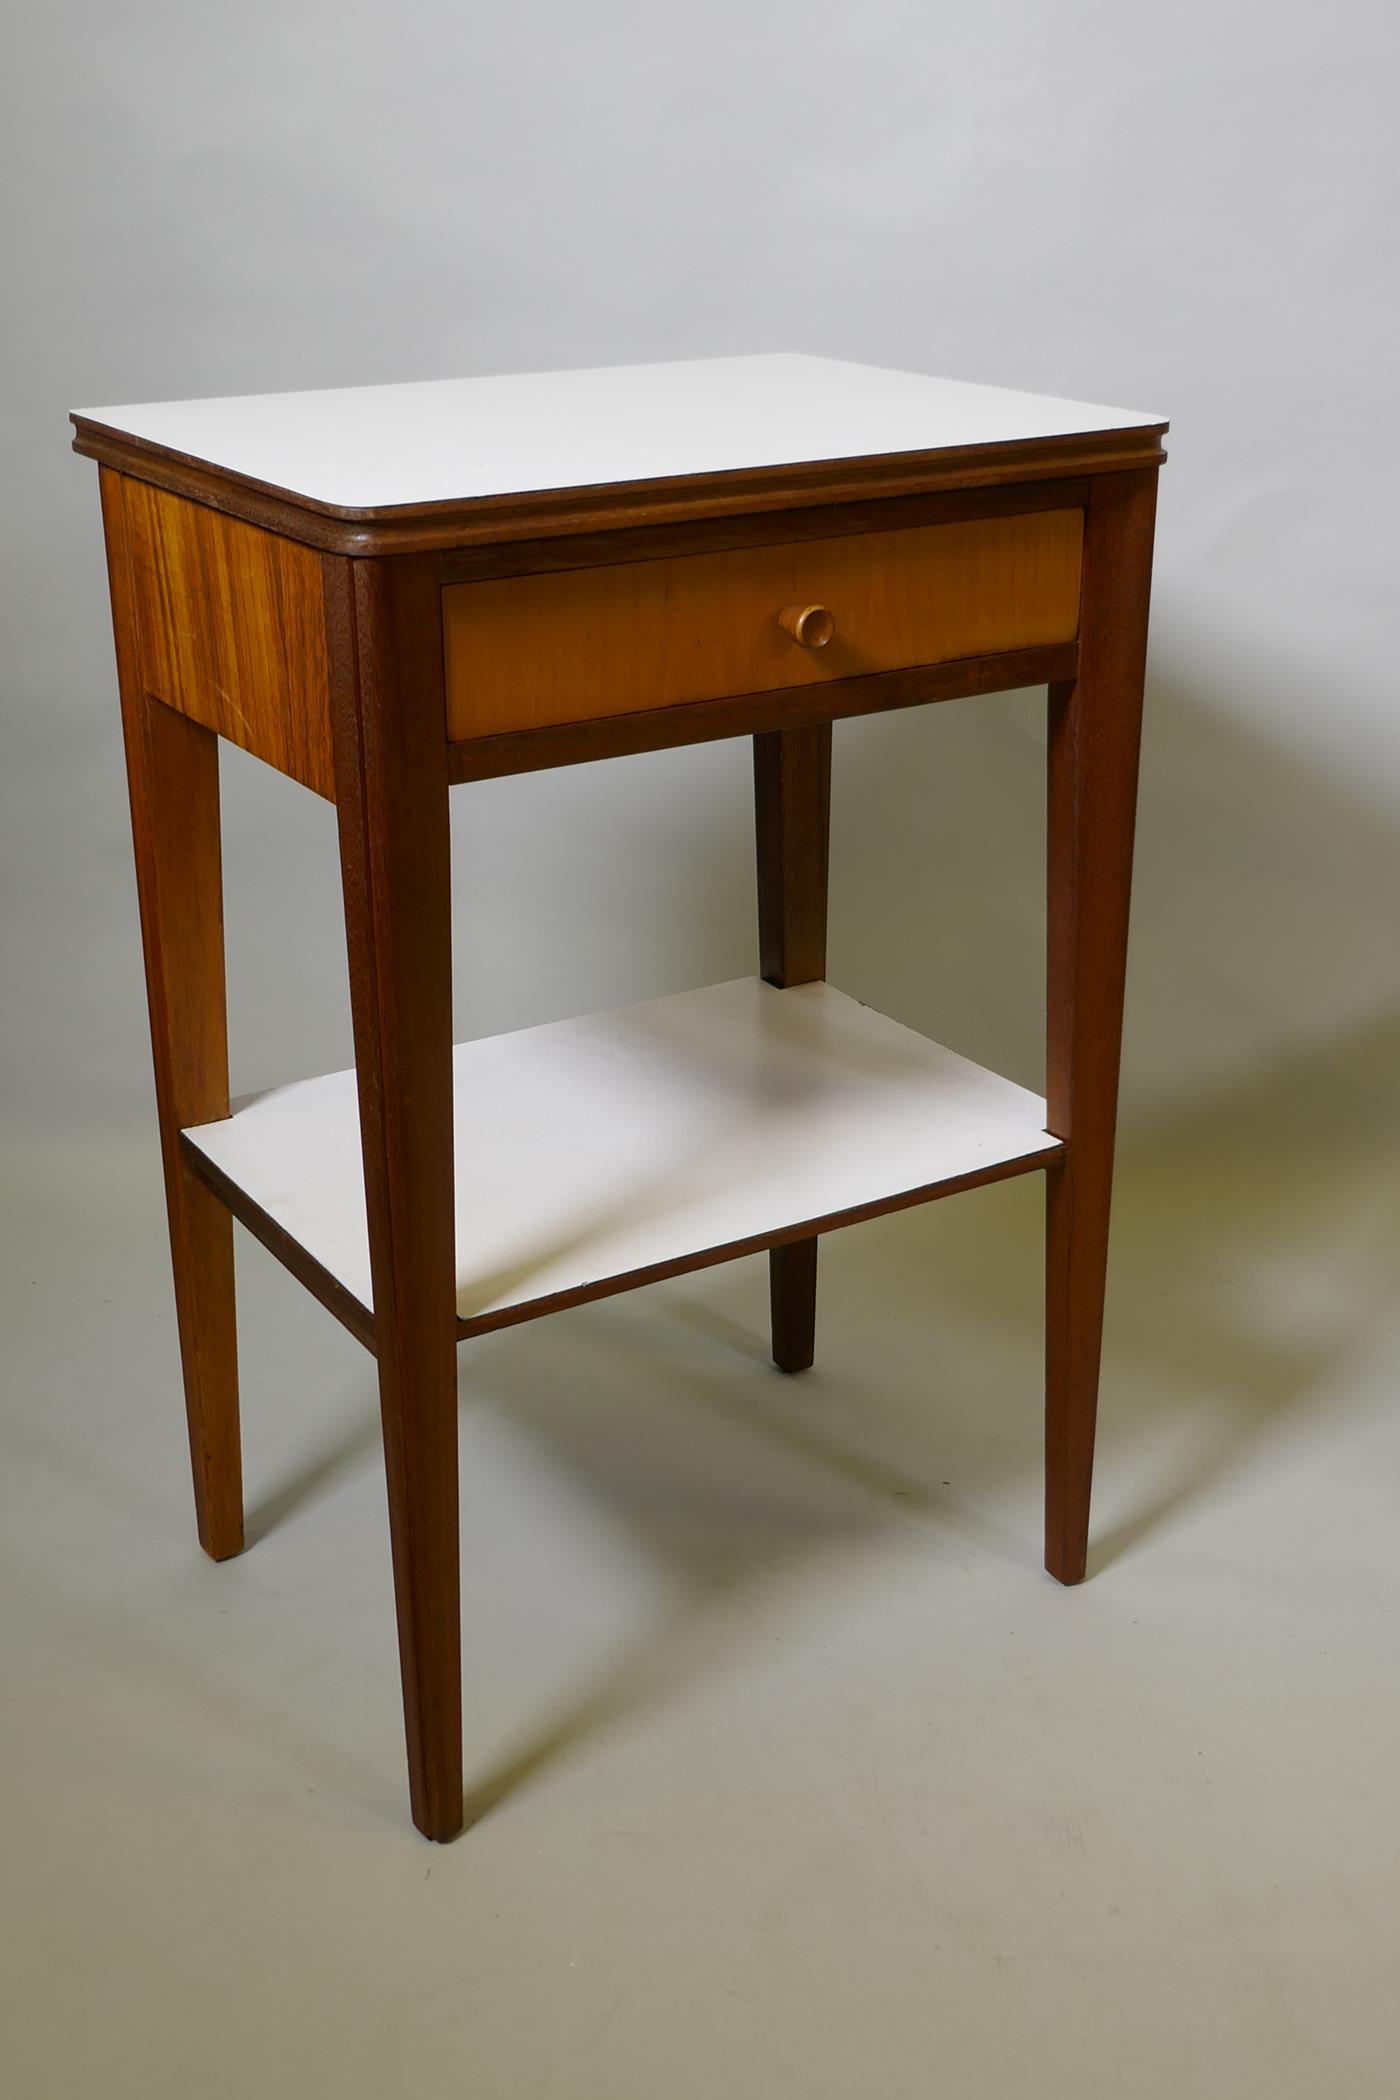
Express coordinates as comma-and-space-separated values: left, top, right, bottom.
777, 603, 835, 649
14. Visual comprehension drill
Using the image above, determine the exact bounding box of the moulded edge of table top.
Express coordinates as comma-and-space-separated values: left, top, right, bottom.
182, 977, 1062, 1347
72, 354, 1168, 554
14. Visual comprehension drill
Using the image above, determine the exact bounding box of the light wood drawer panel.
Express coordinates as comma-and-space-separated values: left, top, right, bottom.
443, 508, 1083, 740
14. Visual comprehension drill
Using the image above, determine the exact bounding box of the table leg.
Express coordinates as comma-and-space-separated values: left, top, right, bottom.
101, 468, 243, 1562
1045, 468, 1158, 1583
327, 554, 462, 1840
754, 721, 832, 1373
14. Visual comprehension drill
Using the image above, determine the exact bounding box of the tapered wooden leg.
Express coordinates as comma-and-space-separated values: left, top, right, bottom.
769, 1237, 818, 1374
101, 469, 243, 1561
1045, 469, 1158, 1584
326, 552, 462, 1840
754, 721, 831, 1373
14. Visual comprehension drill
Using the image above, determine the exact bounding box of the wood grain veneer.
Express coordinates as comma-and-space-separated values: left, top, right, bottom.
755, 722, 832, 1373
442, 508, 1083, 740
437, 478, 1092, 584
1044, 468, 1158, 1586
100, 468, 244, 1562
446, 644, 1079, 781
324, 551, 463, 1842
123, 479, 335, 799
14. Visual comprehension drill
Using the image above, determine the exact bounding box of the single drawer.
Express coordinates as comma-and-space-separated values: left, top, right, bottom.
442, 507, 1083, 741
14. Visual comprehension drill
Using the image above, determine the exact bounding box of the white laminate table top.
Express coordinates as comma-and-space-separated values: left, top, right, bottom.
75, 354, 1164, 515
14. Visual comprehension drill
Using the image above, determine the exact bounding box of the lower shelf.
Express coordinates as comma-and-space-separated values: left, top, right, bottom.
184, 977, 1061, 1338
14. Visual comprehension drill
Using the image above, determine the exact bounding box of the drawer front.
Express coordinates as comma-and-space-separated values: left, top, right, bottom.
442, 507, 1083, 742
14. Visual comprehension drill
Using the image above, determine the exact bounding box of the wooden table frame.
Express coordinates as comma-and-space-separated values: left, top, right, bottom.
79, 376, 1163, 1841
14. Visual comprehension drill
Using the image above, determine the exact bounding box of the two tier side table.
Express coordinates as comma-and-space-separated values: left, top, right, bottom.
73, 354, 1167, 1839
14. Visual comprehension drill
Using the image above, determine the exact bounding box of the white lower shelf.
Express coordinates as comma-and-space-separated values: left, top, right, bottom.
184, 977, 1059, 1330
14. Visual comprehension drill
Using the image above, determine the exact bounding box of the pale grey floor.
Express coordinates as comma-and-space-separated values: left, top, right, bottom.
4, 1013, 1400, 2099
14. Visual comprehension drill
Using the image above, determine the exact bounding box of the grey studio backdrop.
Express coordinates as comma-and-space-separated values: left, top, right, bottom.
4, 2, 1400, 2091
